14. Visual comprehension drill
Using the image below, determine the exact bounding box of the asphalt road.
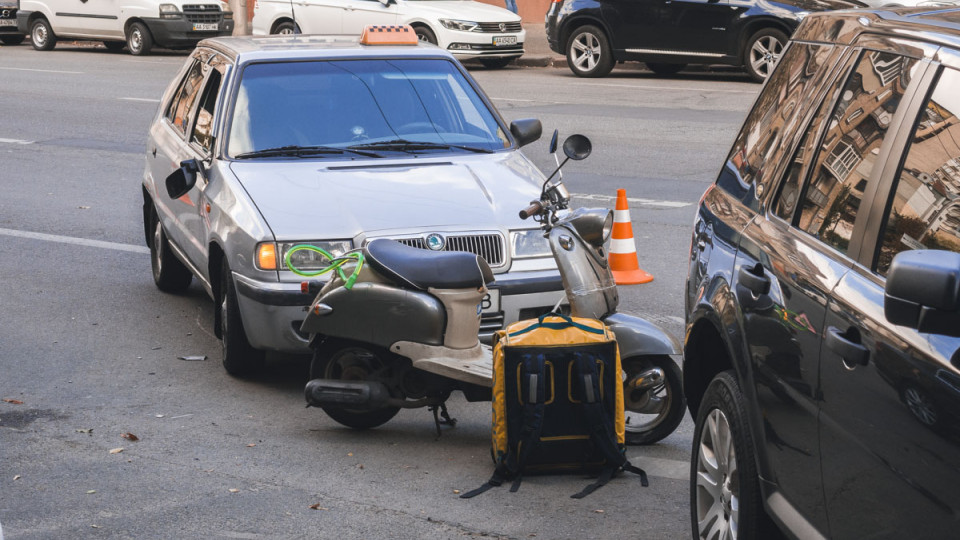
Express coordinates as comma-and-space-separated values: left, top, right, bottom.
0, 43, 759, 539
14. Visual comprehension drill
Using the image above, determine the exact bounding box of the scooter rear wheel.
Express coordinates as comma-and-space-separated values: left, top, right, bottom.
622, 355, 686, 445
310, 340, 401, 429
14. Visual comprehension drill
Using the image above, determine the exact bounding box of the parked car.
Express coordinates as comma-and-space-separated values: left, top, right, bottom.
0, 0, 24, 45
545, 0, 863, 81
684, 7, 960, 539
859, 0, 957, 5
16, 0, 234, 54
251, 0, 524, 68
142, 27, 564, 377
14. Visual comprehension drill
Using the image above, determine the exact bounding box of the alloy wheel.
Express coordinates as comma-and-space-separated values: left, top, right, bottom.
749, 36, 783, 80
570, 32, 601, 73
904, 387, 938, 426
696, 408, 740, 540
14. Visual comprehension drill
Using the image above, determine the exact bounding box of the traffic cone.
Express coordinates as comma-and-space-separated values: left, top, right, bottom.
609, 189, 654, 285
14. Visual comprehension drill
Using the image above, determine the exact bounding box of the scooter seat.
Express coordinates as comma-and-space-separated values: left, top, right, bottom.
364, 239, 495, 291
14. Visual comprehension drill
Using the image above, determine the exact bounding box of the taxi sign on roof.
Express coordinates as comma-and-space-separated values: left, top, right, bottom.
360, 25, 419, 46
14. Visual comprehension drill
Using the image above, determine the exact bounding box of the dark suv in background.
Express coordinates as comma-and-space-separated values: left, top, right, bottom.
545, 0, 862, 81
0, 0, 24, 45
684, 7, 960, 539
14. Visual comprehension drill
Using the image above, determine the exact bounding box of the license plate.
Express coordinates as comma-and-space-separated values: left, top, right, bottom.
493, 36, 517, 47
481, 289, 501, 314
0, 20, 17, 27
192, 23, 218, 31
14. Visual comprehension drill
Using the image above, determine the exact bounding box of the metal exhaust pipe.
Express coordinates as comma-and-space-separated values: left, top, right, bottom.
305, 379, 392, 410
627, 367, 665, 392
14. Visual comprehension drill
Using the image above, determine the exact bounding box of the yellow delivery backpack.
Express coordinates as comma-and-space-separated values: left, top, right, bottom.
461, 314, 648, 499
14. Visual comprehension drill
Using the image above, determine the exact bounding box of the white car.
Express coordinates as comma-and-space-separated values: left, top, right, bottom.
252, 0, 524, 67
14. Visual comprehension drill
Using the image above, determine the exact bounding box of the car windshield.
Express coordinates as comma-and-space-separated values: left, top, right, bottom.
227, 59, 511, 158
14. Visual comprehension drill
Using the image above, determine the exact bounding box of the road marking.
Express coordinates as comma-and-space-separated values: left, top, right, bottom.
0, 66, 83, 75
0, 227, 149, 254
572, 81, 757, 94
572, 192, 691, 209
120, 97, 161, 103
626, 456, 689, 481
0, 138, 34, 145
490, 96, 570, 105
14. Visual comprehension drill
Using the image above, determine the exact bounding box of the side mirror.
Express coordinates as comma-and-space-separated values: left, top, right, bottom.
563, 134, 592, 161
165, 159, 201, 199
548, 129, 559, 154
509, 118, 542, 148
885, 250, 960, 337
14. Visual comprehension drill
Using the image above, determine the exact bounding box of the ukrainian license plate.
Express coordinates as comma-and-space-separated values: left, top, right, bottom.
0, 19, 17, 27
193, 23, 218, 31
492, 36, 517, 47
481, 289, 501, 314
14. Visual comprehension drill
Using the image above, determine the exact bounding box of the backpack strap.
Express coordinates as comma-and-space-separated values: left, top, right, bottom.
459, 469, 507, 499
505, 353, 548, 490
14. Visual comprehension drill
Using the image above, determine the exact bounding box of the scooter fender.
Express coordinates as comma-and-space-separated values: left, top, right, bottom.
603, 312, 681, 358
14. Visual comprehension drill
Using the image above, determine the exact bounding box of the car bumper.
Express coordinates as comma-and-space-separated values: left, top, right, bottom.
231, 269, 564, 353
438, 26, 525, 59
142, 17, 234, 48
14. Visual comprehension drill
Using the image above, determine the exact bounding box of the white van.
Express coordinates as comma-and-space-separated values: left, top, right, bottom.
16, 0, 234, 54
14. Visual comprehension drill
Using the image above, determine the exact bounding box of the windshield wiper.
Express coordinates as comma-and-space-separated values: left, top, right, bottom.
348, 139, 493, 154
234, 145, 382, 159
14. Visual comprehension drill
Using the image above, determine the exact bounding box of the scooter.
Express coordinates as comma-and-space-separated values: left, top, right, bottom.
299, 132, 685, 445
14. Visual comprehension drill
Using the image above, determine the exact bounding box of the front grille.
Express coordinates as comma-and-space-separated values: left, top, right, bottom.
393, 233, 505, 267
480, 312, 504, 334
476, 22, 522, 33
1, 8, 17, 20
183, 4, 222, 24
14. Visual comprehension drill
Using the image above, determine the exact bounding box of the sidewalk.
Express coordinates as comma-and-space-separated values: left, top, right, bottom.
515, 22, 566, 67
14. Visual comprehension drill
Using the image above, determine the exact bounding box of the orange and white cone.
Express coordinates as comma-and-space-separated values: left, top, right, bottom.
609, 189, 654, 285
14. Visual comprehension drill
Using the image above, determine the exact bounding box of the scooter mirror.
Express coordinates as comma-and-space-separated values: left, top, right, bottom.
563, 134, 592, 161
549, 129, 559, 155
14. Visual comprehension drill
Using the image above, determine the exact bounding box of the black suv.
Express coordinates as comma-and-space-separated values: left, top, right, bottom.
684, 7, 960, 539
545, 0, 861, 81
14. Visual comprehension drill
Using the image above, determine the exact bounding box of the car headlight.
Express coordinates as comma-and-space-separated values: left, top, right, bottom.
511, 229, 551, 259
159, 3, 181, 19
254, 240, 353, 271
439, 19, 479, 32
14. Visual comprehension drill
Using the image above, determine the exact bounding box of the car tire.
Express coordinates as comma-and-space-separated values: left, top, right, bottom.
645, 62, 686, 76
310, 339, 401, 429
220, 259, 266, 377
413, 25, 437, 45
623, 355, 686, 445
127, 21, 153, 56
0, 34, 26, 46
902, 384, 941, 429
149, 207, 193, 293
480, 57, 513, 69
565, 25, 615, 78
103, 41, 125, 52
744, 28, 787, 83
691, 371, 771, 540
273, 20, 299, 35
30, 18, 56, 51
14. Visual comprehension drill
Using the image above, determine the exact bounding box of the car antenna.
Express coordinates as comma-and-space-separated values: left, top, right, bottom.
288, 0, 299, 35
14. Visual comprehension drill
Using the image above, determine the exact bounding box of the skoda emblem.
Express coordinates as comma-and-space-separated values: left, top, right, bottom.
425, 233, 445, 251
498, 23, 506, 32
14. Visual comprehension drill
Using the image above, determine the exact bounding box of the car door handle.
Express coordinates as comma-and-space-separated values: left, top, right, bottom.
738, 264, 770, 296
826, 326, 869, 367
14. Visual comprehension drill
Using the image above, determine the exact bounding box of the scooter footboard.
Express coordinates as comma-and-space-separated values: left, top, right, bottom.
604, 312, 681, 357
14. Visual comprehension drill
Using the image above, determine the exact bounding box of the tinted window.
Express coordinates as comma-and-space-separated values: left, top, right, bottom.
876, 67, 960, 275
165, 60, 206, 136
796, 51, 920, 254
227, 59, 509, 157
190, 68, 223, 154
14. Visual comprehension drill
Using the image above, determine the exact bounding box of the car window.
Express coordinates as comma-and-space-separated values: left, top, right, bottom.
165, 59, 206, 136
795, 51, 921, 254
190, 58, 226, 155
227, 59, 509, 157
875, 66, 960, 275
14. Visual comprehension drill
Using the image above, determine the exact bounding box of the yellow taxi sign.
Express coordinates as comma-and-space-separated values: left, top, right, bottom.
360, 25, 419, 46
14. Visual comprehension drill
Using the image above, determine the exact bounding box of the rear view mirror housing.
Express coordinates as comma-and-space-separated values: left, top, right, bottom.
509, 118, 542, 148
165, 159, 201, 199
885, 250, 960, 337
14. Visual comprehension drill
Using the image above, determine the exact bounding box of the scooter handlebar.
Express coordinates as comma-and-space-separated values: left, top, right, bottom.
519, 200, 543, 220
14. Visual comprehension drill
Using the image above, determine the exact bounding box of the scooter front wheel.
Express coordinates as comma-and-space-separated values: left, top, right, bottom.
310, 340, 401, 429
622, 355, 686, 445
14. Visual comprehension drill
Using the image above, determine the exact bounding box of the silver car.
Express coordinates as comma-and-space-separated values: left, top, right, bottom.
142, 31, 563, 376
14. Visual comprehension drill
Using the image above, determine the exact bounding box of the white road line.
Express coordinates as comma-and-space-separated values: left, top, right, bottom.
0, 66, 83, 75
0, 227, 149, 254
0, 138, 34, 145
572, 193, 691, 209
120, 97, 161, 103
626, 456, 689, 481
572, 81, 757, 94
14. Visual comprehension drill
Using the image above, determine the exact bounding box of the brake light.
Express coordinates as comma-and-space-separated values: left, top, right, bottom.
360, 25, 418, 46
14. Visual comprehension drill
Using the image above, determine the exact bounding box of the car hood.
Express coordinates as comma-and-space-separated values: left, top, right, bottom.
398, 0, 522, 23
229, 153, 544, 241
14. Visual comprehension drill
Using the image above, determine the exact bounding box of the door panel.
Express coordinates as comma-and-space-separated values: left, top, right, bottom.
657, 0, 739, 54
599, 0, 663, 51
298, 0, 343, 34
341, 0, 397, 35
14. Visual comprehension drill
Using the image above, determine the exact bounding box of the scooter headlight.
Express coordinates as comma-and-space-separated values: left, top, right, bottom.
567, 208, 613, 249
510, 229, 551, 259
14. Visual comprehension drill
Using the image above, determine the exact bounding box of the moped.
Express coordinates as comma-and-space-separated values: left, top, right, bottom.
298, 133, 685, 444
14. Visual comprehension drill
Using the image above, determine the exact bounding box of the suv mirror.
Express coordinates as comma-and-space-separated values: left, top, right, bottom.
165, 159, 201, 199
509, 118, 542, 148
884, 250, 960, 337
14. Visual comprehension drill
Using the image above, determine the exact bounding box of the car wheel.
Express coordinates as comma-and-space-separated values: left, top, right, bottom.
691, 371, 769, 540
480, 57, 513, 69
622, 355, 686, 445
220, 259, 265, 377
565, 25, 615, 78
413, 25, 437, 45
149, 207, 193, 293
127, 22, 153, 56
310, 340, 401, 429
645, 62, 686, 76
30, 18, 56, 51
0, 34, 26, 46
103, 41, 125, 52
744, 28, 787, 83
274, 21, 299, 35
902, 384, 940, 428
